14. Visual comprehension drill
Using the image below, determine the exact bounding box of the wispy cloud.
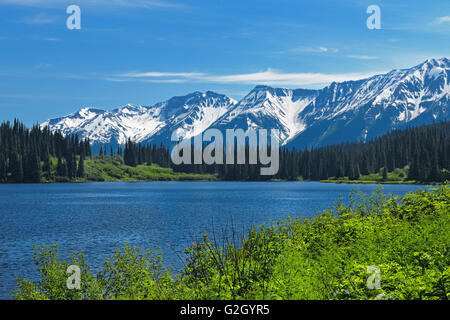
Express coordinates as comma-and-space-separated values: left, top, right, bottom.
347, 55, 379, 60
20, 12, 54, 24
202, 69, 379, 86
281, 46, 339, 54
114, 72, 204, 83
0, 92, 109, 100
0, 0, 183, 9
142, 79, 188, 83
119, 71, 205, 78
111, 68, 383, 87
43, 37, 60, 41
435, 16, 450, 24
34, 63, 52, 69
304, 47, 339, 53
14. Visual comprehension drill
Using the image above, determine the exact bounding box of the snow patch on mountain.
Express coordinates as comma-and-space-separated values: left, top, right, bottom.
42, 92, 237, 146
42, 58, 449, 149
211, 86, 318, 143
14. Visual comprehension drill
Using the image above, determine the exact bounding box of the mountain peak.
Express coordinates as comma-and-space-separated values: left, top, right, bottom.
42, 58, 449, 149
424, 57, 449, 65
184, 90, 233, 101
411, 58, 449, 72
112, 104, 150, 114
252, 85, 274, 91
78, 107, 105, 114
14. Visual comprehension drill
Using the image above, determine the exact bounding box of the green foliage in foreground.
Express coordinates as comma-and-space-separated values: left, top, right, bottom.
13, 186, 450, 300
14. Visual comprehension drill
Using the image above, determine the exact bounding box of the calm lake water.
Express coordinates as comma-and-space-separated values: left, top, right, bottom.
0, 181, 424, 299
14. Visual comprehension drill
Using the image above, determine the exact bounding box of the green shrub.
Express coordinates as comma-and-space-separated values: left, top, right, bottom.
13, 186, 450, 300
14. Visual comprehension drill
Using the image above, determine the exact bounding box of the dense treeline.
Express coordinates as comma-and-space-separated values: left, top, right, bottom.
279, 121, 450, 183
2, 120, 449, 183
0, 120, 175, 183
172, 121, 450, 183
122, 139, 171, 168
0, 120, 92, 183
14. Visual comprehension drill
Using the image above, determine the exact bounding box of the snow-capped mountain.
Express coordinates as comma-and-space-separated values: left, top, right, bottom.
142, 91, 237, 145
41, 91, 237, 147
42, 58, 449, 149
42, 104, 166, 145
286, 58, 449, 149
209, 86, 318, 143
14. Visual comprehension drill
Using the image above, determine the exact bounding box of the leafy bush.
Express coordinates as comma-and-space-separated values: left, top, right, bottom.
13, 186, 450, 300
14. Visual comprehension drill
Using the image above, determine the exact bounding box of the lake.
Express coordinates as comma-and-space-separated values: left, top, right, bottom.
0, 181, 424, 299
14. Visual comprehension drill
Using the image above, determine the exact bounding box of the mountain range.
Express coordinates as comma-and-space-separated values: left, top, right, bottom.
42, 58, 450, 150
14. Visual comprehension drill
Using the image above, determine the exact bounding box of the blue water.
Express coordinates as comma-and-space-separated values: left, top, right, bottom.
0, 181, 423, 299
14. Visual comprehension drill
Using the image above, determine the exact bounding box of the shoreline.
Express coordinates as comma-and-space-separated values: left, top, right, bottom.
319, 179, 428, 186
0, 179, 435, 186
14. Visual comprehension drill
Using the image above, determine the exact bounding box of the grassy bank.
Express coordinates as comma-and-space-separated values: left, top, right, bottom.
320, 179, 416, 185
320, 167, 419, 185
45, 156, 216, 182
13, 185, 449, 300
10, 156, 436, 185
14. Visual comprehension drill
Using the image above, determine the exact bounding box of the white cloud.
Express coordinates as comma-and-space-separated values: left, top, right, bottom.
202, 69, 379, 86
21, 12, 54, 24
436, 16, 450, 24
114, 72, 203, 83
143, 79, 187, 83
287, 46, 339, 54
0, 0, 181, 9
347, 55, 379, 60
34, 63, 52, 69
119, 71, 205, 78
111, 68, 383, 87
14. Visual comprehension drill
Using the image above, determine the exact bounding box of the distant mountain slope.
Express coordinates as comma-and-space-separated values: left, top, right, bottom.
209, 86, 318, 143
142, 91, 237, 145
42, 92, 237, 147
286, 58, 449, 149
42, 58, 449, 149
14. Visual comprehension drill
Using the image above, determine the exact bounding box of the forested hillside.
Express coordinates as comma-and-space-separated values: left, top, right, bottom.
173, 121, 450, 183
1, 120, 449, 183
0, 120, 175, 183
0, 120, 91, 183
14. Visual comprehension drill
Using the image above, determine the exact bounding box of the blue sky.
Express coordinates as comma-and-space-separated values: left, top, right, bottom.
0, 0, 449, 125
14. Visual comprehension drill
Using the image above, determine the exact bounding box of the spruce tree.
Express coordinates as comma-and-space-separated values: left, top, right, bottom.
77, 154, 85, 178
0, 154, 7, 182
67, 153, 74, 179
382, 166, 388, 180
430, 151, 441, 182
27, 152, 41, 183
346, 160, 355, 180
56, 157, 68, 177
355, 164, 361, 180
12, 154, 24, 183
335, 161, 344, 178
42, 156, 52, 181
361, 153, 370, 175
